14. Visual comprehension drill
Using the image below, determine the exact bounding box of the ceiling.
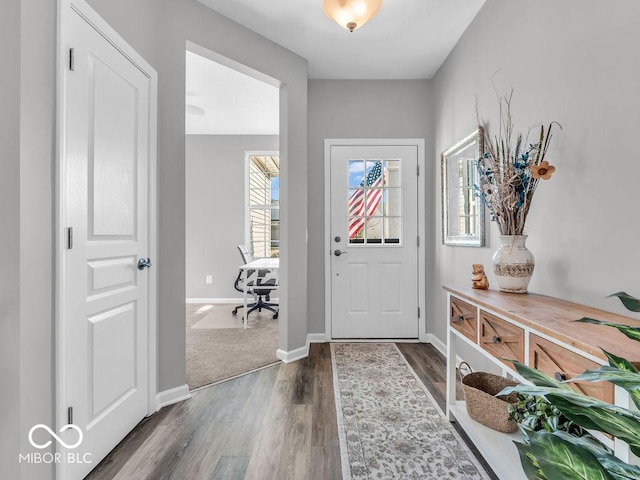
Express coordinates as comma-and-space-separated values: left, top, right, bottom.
186, 0, 486, 134
185, 50, 279, 135
196, 0, 486, 79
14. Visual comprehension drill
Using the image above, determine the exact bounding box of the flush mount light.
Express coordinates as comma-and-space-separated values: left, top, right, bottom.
322, 0, 383, 32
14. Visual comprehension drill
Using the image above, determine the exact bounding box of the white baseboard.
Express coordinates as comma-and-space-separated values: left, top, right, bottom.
425, 333, 446, 355
276, 333, 461, 366
156, 384, 191, 410
186, 297, 280, 304
277, 344, 308, 363
276, 333, 327, 364
330, 338, 419, 343
186, 298, 242, 304
425, 333, 463, 366
307, 333, 327, 343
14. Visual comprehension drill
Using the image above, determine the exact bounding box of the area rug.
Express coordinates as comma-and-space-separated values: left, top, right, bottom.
186, 303, 279, 390
331, 343, 490, 480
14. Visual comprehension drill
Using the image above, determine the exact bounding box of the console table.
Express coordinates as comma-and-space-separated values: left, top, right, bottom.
444, 285, 640, 479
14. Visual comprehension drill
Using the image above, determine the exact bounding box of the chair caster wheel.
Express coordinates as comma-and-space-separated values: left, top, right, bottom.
273, 313, 278, 319
232, 308, 237, 315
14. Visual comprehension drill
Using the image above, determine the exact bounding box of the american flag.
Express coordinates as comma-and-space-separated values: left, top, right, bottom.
348, 161, 384, 238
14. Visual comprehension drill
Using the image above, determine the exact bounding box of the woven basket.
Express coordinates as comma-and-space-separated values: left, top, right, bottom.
459, 362, 519, 433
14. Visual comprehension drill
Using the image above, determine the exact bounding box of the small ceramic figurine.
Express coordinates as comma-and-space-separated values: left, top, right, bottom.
471, 264, 489, 290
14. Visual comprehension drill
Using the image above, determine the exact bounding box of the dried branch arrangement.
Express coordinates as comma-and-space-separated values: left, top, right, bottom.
476, 90, 561, 235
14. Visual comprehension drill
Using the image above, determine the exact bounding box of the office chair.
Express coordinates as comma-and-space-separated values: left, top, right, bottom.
232, 245, 279, 319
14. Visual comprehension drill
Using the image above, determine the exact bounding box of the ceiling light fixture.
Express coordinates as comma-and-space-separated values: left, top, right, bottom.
322, 0, 382, 32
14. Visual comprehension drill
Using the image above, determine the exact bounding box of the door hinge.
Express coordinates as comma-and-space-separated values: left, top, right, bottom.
66, 227, 73, 250
416, 164, 420, 176
67, 406, 73, 425
418, 306, 421, 319
417, 235, 420, 247
69, 48, 75, 71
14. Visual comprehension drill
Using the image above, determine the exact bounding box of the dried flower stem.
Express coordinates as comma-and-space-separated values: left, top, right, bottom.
476, 89, 561, 235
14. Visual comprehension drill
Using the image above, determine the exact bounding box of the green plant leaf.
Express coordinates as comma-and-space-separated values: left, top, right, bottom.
570, 365, 640, 410
574, 318, 640, 342
515, 441, 547, 480
551, 430, 608, 454
501, 384, 640, 439
603, 349, 639, 374
593, 455, 640, 480
498, 385, 602, 430
546, 394, 640, 456
571, 365, 640, 386
529, 431, 614, 480
510, 361, 574, 389
552, 431, 640, 480
608, 292, 640, 312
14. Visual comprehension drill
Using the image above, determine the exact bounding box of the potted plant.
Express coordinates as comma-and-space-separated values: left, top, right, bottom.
500, 292, 640, 479
508, 393, 585, 438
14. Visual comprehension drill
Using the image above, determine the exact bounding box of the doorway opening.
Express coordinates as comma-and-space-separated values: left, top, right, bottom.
184, 48, 281, 390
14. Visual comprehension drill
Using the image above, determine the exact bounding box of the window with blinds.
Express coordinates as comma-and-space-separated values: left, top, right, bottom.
248, 155, 279, 258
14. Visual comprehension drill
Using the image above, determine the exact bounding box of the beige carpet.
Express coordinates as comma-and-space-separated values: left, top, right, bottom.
186, 303, 280, 390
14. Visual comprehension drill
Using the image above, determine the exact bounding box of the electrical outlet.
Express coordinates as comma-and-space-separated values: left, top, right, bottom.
205, 275, 213, 284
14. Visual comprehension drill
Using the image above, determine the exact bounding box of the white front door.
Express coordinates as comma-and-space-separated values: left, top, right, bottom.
330, 144, 420, 338
61, 4, 156, 478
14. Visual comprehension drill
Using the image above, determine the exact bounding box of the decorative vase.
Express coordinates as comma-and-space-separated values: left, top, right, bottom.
492, 235, 535, 294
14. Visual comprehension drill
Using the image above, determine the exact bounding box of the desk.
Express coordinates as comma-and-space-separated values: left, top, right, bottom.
239, 258, 279, 328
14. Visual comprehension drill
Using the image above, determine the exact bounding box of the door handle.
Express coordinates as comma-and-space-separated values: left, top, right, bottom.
334, 249, 347, 257
137, 258, 152, 270
554, 372, 567, 381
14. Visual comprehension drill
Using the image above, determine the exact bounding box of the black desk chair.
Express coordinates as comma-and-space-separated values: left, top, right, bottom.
232, 245, 278, 319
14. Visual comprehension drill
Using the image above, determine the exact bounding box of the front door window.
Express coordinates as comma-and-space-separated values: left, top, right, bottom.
347, 159, 402, 245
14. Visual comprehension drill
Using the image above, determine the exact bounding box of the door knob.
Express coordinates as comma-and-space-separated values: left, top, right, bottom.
334, 249, 347, 257
138, 258, 152, 270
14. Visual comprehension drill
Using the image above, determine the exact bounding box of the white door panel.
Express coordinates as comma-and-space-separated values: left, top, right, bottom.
62, 7, 153, 478
330, 145, 419, 338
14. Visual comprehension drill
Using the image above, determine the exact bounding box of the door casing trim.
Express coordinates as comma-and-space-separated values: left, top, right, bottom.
55, 1, 158, 477
323, 139, 427, 341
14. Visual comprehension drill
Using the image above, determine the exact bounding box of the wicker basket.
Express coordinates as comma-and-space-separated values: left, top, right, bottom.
459, 362, 519, 433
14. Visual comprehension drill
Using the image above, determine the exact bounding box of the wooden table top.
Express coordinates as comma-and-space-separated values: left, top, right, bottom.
444, 285, 640, 362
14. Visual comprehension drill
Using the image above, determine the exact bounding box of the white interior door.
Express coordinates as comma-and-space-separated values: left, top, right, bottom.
61, 5, 155, 478
330, 144, 419, 338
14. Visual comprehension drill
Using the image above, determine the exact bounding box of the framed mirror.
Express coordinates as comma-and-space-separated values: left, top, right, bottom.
441, 127, 485, 247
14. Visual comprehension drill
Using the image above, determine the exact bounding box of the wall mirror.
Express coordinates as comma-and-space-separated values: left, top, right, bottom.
441, 127, 485, 247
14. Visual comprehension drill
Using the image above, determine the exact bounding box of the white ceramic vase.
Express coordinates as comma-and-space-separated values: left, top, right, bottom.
492, 235, 535, 294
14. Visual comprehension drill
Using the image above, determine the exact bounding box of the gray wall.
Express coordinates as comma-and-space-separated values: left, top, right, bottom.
1, 2, 22, 477
0, 0, 56, 478
87, 0, 309, 383
307, 80, 433, 334
2, 1, 307, 477
186, 135, 278, 299
18, 0, 56, 478
430, 0, 640, 360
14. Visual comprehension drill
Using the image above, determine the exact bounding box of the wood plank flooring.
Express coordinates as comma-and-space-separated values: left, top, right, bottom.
86, 343, 494, 480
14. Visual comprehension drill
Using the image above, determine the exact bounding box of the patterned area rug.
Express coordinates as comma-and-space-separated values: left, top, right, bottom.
331, 343, 490, 480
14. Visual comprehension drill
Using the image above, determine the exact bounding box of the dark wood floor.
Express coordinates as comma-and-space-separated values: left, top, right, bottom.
86, 343, 490, 480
